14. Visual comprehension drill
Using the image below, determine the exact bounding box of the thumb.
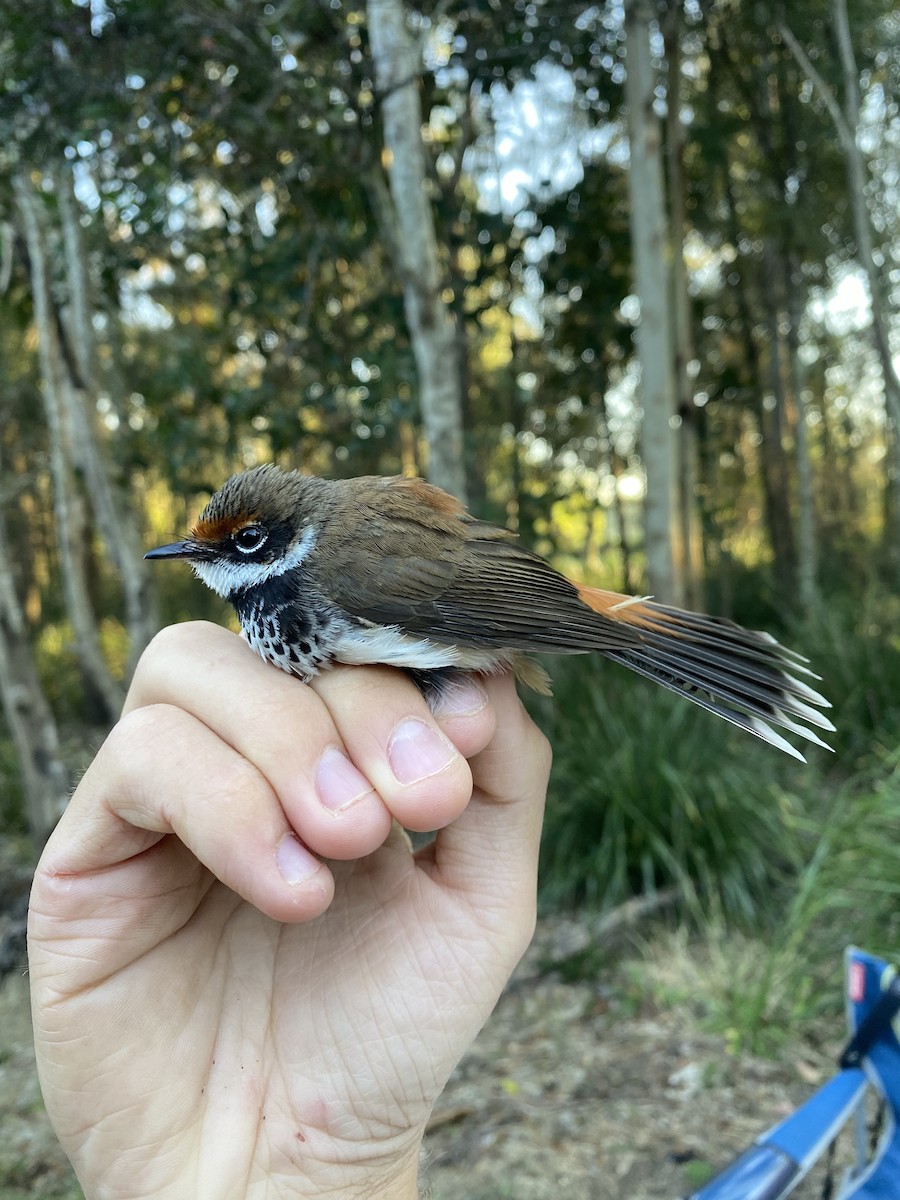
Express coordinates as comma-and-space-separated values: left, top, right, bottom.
428, 673, 551, 928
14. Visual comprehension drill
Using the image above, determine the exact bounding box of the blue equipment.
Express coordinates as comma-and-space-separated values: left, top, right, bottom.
688, 947, 900, 1200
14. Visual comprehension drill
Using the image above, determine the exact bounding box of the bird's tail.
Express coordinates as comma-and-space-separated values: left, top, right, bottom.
575, 585, 834, 761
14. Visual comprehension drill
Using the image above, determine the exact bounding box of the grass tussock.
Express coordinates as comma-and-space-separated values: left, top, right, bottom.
533, 656, 811, 918
533, 584, 900, 1052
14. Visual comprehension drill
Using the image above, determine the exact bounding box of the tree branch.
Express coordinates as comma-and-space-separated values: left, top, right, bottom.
778, 22, 855, 155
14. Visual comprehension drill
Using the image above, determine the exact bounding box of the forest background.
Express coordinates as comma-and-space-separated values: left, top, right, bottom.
1, 1, 899, 1184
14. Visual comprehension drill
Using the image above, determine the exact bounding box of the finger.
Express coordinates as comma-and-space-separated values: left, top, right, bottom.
127, 623, 396, 860
30, 703, 335, 971
310, 666, 495, 833
129, 624, 488, 851
425, 673, 551, 941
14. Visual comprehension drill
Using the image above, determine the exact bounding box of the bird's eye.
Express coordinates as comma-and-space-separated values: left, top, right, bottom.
233, 525, 267, 555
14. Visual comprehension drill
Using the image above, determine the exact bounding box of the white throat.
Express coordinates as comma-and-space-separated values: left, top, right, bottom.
192, 526, 318, 597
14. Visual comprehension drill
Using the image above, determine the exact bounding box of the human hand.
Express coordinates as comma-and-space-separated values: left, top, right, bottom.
28, 623, 551, 1200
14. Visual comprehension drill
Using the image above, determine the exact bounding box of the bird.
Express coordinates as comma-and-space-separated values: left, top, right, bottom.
145, 464, 834, 761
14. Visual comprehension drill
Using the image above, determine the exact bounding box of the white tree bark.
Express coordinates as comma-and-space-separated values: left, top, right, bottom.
663, 1, 703, 609
624, 0, 681, 604
367, 0, 467, 503
14, 171, 125, 721
55, 165, 158, 675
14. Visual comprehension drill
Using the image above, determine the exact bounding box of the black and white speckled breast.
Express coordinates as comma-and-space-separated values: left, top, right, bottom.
232, 574, 339, 680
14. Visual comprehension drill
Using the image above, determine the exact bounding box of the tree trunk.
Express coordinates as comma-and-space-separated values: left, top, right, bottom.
716, 149, 797, 597
55, 165, 158, 676
367, 0, 467, 503
0, 469, 69, 841
760, 239, 800, 600
448, 224, 481, 513
13, 171, 124, 722
663, 0, 703, 609
785, 267, 818, 613
624, 0, 681, 605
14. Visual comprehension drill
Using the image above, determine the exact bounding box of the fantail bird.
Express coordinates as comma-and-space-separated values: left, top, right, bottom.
146, 465, 834, 760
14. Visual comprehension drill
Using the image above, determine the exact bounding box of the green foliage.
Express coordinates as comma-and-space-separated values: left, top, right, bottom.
788, 589, 900, 767
681, 1161, 716, 1190
533, 653, 809, 918
569, 585, 900, 1056
532, 577, 900, 1052
655, 750, 900, 1057
788, 752, 900, 966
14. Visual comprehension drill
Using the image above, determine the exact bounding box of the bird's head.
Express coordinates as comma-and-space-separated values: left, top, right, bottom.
145, 465, 322, 598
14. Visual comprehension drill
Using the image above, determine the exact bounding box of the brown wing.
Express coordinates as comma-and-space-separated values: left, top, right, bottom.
319, 475, 634, 652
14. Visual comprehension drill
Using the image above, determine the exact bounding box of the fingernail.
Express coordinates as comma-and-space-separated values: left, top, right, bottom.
388, 719, 457, 785
430, 676, 488, 717
316, 747, 374, 812
276, 834, 319, 885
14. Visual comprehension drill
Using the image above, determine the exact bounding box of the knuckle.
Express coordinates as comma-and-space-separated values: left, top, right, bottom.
101, 703, 183, 767
134, 621, 228, 678
141, 621, 192, 663
204, 752, 266, 814
129, 624, 186, 695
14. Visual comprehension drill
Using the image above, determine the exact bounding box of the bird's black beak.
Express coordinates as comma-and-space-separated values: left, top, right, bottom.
144, 540, 200, 561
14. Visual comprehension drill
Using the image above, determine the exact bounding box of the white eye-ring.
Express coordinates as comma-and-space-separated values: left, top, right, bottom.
233, 525, 268, 555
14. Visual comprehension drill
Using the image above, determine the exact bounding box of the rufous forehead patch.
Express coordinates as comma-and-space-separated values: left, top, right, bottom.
191, 512, 254, 542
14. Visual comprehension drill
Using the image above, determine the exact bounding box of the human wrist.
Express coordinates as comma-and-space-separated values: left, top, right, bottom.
305, 1154, 421, 1200
246, 1141, 422, 1200
71, 1130, 423, 1200
78, 1157, 421, 1200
